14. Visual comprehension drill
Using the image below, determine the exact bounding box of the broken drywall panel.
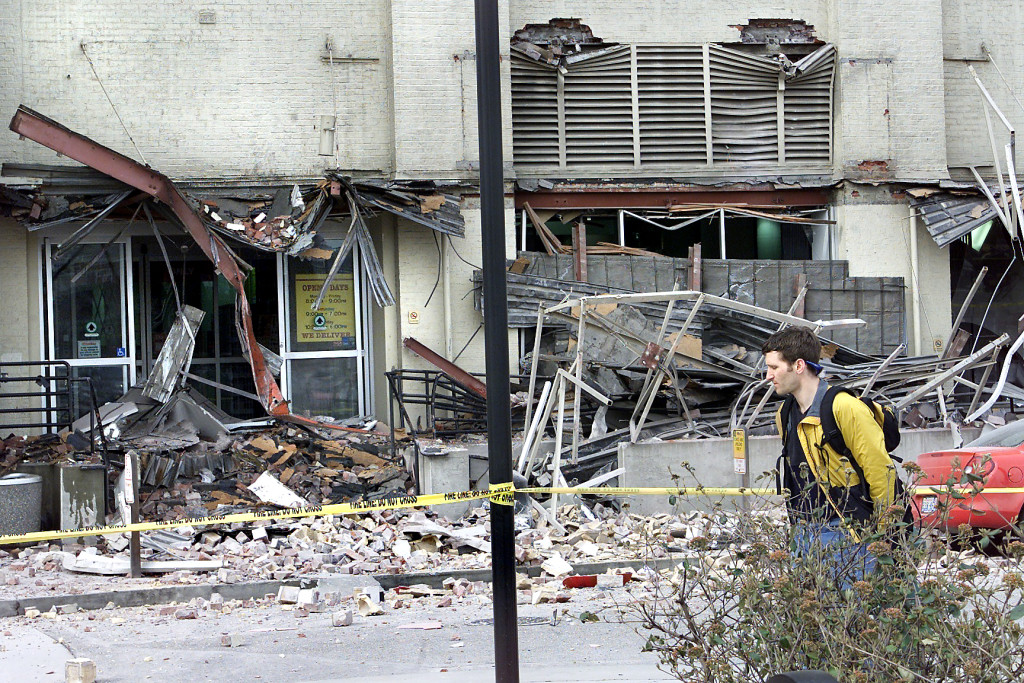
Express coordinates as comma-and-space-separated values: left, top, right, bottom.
249, 471, 308, 509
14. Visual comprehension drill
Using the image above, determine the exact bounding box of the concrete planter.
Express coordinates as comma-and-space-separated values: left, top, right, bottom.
0, 473, 43, 536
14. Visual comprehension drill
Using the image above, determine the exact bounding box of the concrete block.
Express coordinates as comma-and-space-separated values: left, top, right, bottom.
59, 465, 105, 532
418, 447, 470, 520
296, 588, 321, 608
618, 427, 982, 515
353, 585, 383, 604
220, 634, 245, 647
313, 574, 382, 597
332, 609, 353, 627
65, 658, 96, 683
277, 586, 300, 604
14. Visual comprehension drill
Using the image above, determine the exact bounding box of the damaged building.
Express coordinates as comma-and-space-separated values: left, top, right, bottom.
1, 2, 1024, 526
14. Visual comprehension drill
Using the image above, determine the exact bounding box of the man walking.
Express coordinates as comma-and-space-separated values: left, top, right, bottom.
762, 327, 899, 586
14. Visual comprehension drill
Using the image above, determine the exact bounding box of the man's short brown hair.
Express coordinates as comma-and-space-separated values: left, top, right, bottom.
761, 327, 821, 366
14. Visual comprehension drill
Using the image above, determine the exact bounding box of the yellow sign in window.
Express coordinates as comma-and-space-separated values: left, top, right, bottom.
294, 273, 356, 345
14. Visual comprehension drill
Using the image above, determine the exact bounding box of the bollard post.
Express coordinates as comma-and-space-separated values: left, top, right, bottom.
129, 452, 141, 578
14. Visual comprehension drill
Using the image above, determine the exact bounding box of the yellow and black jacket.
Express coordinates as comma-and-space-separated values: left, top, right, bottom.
775, 389, 898, 527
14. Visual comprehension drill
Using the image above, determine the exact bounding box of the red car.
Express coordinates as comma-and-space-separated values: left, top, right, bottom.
914, 421, 1024, 536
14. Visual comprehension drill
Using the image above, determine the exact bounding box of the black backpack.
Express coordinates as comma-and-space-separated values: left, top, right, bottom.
781, 387, 915, 534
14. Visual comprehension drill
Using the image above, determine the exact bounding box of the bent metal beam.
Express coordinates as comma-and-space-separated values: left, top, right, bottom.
9, 105, 300, 422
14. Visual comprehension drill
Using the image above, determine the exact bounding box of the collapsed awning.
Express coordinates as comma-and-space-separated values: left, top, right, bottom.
6, 105, 461, 428
910, 191, 998, 248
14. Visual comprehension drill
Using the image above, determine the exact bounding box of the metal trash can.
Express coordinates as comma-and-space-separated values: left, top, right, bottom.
0, 473, 43, 536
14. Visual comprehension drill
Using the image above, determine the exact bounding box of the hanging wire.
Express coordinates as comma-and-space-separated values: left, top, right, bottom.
80, 43, 148, 165
423, 231, 442, 308
447, 234, 480, 269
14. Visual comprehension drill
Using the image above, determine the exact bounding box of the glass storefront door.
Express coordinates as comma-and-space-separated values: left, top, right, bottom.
45, 240, 135, 418
134, 239, 278, 420
279, 244, 370, 420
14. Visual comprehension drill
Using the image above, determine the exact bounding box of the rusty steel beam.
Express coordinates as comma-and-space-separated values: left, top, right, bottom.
10, 105, 289, 416
514, 188, 830, 210
403, 337, 488, 399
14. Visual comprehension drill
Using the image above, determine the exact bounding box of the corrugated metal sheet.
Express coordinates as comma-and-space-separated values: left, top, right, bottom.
352, 178, 466, 238
911, 193, 997, 248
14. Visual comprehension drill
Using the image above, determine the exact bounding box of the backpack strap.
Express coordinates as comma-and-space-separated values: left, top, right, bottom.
819, 386, 879, 505
775, 395, 797, 496
818, 386, 852, 457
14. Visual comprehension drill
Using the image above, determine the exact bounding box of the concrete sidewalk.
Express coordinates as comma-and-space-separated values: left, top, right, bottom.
0, 625, 73, 681
2, 587, 677, 683
306, 663, 675, 682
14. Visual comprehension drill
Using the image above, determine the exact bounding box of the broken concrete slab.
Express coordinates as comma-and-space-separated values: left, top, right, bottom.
61, 554, 222, 575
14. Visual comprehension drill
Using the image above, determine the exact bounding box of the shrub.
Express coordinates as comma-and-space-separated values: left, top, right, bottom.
630, 468, 1024, 682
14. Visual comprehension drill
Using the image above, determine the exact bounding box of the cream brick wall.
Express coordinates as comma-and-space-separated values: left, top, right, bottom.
831, 0, 948, 181
390, 0, 513, 177
391, 199, 517, 377
942, 1, 1024, 171
1, 0, 392, 178
0, 1, 981, 417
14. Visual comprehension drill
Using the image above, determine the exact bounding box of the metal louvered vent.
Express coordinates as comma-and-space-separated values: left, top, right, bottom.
511, 48, 560, 168
636, 45, 707, 166
510, 43, 835, 174
708, 45, 780, 164
564, 45, 634, 168
783, 44, 836, 164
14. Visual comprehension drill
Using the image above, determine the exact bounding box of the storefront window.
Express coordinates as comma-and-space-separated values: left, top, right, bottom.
52, 245, 126, 360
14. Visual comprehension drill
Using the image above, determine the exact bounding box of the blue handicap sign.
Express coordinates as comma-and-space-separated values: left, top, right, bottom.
116, 347, 127, 358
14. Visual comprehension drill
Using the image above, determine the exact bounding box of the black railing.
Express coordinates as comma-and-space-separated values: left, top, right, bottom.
0, 360, 102, 450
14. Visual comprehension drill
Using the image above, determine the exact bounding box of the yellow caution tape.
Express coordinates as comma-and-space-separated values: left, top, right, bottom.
0, 488, 493, 546
521, 486, 778, 497
911, 487, 1024, 495
2, 483, 1022, 546
488, 481, 515, 506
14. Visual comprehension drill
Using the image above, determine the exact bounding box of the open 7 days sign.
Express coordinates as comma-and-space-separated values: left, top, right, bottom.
294, 273, 356, 345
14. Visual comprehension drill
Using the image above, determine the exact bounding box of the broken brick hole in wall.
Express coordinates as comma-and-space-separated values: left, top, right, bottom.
511, 18, 605, 49
730, 18, 820, 45
857, 160, 890, 172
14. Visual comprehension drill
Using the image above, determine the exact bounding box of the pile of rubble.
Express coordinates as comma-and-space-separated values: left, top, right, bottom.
0, 494, 757, 593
